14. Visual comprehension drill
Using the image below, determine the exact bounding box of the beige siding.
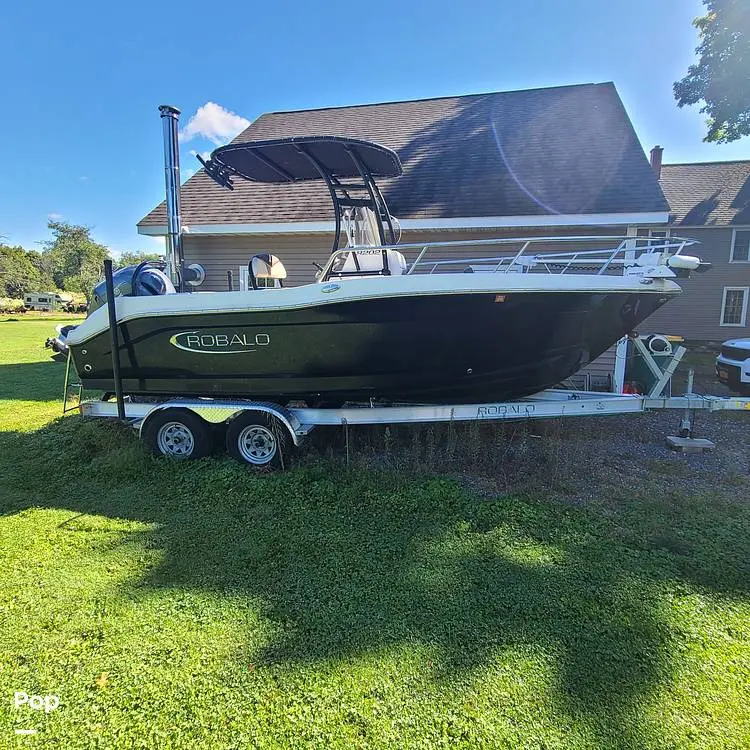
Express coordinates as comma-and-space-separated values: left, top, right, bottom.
183, 233, 334, 290
576, 345, 618, 390
642, 227, 750, 341
182, 226, 627, 290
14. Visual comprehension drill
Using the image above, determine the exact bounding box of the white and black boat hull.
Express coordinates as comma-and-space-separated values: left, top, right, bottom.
67, 281, 677, 404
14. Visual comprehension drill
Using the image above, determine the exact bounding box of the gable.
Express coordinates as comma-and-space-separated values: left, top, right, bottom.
139, 82, 668, 231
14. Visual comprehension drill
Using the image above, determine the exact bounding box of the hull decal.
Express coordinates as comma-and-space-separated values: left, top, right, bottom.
169, 330, 271, 354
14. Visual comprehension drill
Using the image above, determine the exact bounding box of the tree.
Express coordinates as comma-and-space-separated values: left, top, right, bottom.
0, 244, 54, 297
42, 221, 110, 302
117, 250, 164, 268
674, 0, 750, 143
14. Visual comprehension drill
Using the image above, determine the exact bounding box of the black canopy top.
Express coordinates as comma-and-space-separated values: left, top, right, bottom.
198, 136, 403, 189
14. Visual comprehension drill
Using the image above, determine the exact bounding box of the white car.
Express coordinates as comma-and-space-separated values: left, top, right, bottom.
716, 339, 750, 395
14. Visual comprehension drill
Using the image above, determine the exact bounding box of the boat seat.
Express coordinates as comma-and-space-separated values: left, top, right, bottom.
335, 248, 407, 279
248, 253, 287, 289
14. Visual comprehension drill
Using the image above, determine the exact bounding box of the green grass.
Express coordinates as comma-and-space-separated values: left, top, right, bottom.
0, 318, 749, 748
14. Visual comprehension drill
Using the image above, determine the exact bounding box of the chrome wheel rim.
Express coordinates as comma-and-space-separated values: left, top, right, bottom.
237, 424, 277, 465
156, 422, 195, 457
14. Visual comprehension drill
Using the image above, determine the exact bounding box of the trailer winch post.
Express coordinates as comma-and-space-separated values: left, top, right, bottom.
679, 368, 696, 438
104, 259, 126, 420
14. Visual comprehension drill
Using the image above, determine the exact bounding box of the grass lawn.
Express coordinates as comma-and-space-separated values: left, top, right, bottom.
0, 318, 749, 749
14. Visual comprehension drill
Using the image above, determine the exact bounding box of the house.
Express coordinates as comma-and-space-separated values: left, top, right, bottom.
139, 82, 669, 280
644, 153, 750, 342
138, 82, 671, 388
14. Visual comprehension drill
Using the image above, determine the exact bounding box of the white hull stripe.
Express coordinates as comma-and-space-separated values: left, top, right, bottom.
67, 273, 681, 345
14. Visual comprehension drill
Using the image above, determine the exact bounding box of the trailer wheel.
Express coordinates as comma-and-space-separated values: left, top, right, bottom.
142, 408, 213, 460
226, 411, 293, 469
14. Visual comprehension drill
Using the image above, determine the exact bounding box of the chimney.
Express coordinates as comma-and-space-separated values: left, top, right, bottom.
650, 145, 663, 179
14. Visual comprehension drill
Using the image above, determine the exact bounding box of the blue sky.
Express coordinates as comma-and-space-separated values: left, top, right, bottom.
1, 0, 746, 256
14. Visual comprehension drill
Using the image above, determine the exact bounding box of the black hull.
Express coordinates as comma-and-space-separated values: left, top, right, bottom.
70, 291, 672, 404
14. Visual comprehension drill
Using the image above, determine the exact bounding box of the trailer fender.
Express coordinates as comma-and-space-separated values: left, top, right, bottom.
138, 401, 304, 446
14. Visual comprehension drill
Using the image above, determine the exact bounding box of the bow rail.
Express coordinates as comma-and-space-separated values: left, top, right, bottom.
317, 234, 701, 281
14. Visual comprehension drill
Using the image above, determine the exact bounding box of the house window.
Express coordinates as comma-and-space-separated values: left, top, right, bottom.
730, 230, 750, 262
239, 267, 277, 290
647, 228, 671, 249
720, 287, 749, 326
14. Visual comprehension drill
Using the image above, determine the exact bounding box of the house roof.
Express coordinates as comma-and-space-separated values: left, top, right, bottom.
659, 161, 750, 226
138, 82, 669, 231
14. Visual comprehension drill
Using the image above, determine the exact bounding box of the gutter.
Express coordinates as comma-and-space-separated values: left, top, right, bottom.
137, 211, 671, 236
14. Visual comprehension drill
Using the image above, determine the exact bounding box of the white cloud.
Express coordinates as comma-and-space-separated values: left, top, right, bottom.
146, 236, 166, 250
180, 102, 250, 146
182, 168, 195, 181
48, 212, 63, 221
78, 176, 89, 182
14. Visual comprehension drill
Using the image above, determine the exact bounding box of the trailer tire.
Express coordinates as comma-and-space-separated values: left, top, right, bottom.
142, 408, 213, 460
226, 411, 293, 470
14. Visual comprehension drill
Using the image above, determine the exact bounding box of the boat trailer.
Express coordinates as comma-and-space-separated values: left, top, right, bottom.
70, 380, 750, 469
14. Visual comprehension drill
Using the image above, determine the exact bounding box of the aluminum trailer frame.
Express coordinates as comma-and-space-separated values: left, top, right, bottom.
78, 389, 750, 442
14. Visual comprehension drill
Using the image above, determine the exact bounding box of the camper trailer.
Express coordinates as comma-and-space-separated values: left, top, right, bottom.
23, 292, 72, 312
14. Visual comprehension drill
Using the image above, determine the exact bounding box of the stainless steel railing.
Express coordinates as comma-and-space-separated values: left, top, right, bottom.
317, 234, 699, 281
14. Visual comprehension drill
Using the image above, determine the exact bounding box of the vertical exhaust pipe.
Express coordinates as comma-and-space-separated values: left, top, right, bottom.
158, 104, 204, 292
159, 105, 186, 291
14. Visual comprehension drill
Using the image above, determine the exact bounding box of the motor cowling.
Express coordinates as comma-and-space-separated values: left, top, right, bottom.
89, 264, 175, 315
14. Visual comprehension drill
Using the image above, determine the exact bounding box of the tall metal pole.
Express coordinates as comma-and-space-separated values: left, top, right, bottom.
103, 259, 126, 420
159, 104, 184, 292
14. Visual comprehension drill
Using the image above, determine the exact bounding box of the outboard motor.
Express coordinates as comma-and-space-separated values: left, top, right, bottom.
46, 263, 175, 357
89, 263, 175, 315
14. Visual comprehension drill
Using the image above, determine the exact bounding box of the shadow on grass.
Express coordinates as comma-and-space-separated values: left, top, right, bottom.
1, 417, 748, 746
0, 360, 67, 401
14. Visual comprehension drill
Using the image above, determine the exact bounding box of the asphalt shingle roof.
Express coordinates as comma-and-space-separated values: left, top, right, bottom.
138, 82, 668, 229
659, 161, 750, 226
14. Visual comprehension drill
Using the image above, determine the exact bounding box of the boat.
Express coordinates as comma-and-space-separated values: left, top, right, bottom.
65, 135, 707, 405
